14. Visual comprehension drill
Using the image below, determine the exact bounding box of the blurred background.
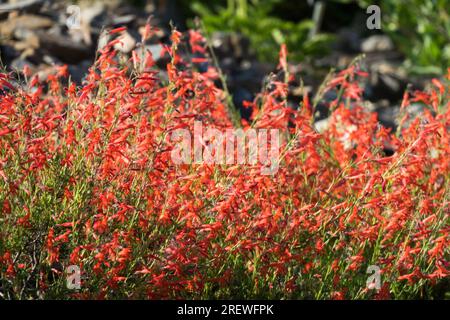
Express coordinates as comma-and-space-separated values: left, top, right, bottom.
0, 0, 449, 128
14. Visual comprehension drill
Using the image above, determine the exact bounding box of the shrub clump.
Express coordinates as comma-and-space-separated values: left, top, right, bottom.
0, 25, 448, 299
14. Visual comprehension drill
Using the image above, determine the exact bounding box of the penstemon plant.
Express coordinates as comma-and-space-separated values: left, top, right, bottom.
0, 23, 448, 300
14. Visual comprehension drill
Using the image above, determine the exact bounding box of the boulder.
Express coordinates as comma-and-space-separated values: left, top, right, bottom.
361, 35, 394, 53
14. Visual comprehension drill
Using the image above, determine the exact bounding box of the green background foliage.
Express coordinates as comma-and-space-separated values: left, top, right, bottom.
183, 0, 334, 62
376, 0, 450, 75
175, 0, 449, 74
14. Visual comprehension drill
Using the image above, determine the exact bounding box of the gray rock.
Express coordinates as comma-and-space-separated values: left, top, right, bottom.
0, 14, 53, 37
96, 29, 111, 52
376, 102, 427, 131
0, 44, 19, 63
335, 28, 361, 53
361, 35, 394, 53
10, 57, 34, 72
367, 69, 406, 102
35, 30, 92, 63
111, 14, 136, 27
113, 31, 137, 54
376, 104, 399, 130
81, 2, 105, 26
0, 0, 45, 19
314, 117, 330, 133
68, 60, 91, 84
13, 27, 35, 41
147, 44, 163, 61
42, 54, 61, 65
211, 32, 251, 60
135, 43, 164, 62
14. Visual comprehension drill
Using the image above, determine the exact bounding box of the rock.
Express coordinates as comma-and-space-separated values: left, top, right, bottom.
35, 30, 92, 64
80, 2, 106, 26
361, 35, 394, 53
314, 117, 330, 133
380, 73, 401, 92
138, 24, 167, 42
96, 29, 111, 52
36, 65, 56, 82
323, 89, 338, 102
13, 27, 35, 40
13, 39, 37, 52
376, 104, 398, 130
231, 61, 272, 94
220, 57, 234, 70
375, 102, 427, 131
68, 60, 91, 84
335, 28, 361, 53
0, 44, 19, 63
211, 32, 252, 61
361, 61, 408, 102
10, 57, 34, 72
113, 31, 137, 54
111, 14, 136, 27
147, 44, 163, 61
366, 62, 407, 102
0, 14, 53, 37
12, 28, 39, 52
0, 0, 45, 19
42, 54, 61, 65
232, 87, 253, 120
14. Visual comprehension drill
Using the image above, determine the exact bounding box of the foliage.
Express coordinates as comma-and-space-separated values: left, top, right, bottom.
0, 25, 449, 299
380, 0, 450, 75
348, 0, 449, 75
186, 0, 334, 62
185, 0, 450, 75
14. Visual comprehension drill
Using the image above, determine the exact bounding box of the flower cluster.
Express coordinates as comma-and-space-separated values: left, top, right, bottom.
0, 25, 448, 299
